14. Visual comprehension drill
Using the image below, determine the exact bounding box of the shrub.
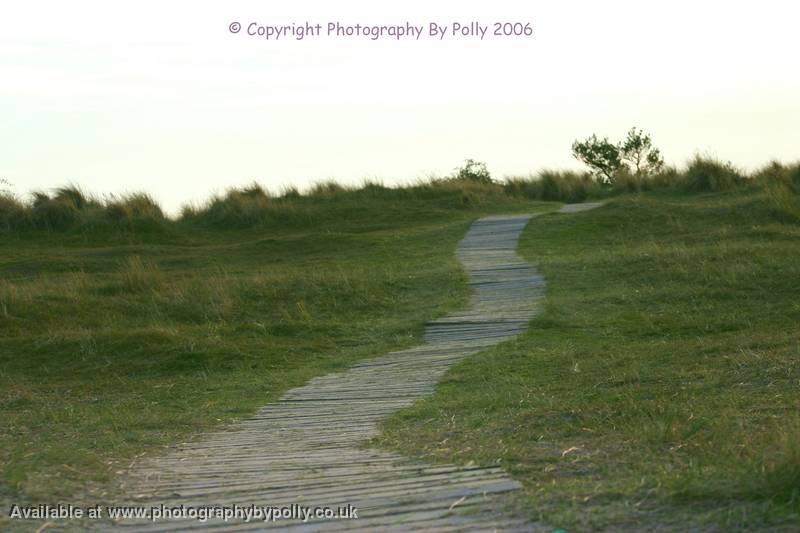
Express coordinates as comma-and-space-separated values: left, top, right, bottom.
682, 156, 744, 192
453, 159, 493, 184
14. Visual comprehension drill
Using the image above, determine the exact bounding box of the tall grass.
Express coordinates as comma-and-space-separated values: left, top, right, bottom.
504, 170, 596, 202
308, 180, 348, 198
180, 183, 313, 229
611, 166, 680, 193
753, 161, 800, 222
184, 184, 275, 228
4, 158, 799, 235
0, 186, 167, 233
118, 255, 164, 293
179, 177, 516, 229
0, 194, 29, 232
504, 158, 797, 212
681, 156, 744, 192
105, 193, 166, 230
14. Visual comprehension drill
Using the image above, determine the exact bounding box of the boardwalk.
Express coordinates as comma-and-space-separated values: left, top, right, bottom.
110, 206, 600, 531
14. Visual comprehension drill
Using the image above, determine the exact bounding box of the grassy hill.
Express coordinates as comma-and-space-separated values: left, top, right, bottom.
376, 184, 800, 530
2, 161, 799, 530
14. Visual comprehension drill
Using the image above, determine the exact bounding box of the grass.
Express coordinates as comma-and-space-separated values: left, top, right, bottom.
375, 188, 800, 530
0, 183, 553, 511
682, 156, 744, 192
2, 160, 799, 530
2, 159, 797, 235
504, 170, 597, 203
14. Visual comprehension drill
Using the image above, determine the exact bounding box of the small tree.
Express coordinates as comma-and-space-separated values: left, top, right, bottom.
572, 128, 664, 183
454, 159, 493, 184
619, 128, 664, 175
571, 135, 622, 183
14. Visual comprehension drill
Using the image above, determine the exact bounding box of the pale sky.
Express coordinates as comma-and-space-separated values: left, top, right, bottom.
2, 1, 798, 213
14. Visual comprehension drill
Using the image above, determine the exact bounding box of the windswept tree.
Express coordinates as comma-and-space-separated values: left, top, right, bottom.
572, 128, 664, 183
571, 135, 622, 183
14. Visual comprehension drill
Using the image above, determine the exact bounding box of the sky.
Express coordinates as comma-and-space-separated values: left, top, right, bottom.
2, 0, 799, 214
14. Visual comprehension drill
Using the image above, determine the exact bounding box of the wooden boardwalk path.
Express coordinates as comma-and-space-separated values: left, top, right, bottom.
110, 206, 600, 532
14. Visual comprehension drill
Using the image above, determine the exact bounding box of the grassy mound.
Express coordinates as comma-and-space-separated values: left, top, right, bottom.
1, 160, 799, 530
375, 187, 800, 530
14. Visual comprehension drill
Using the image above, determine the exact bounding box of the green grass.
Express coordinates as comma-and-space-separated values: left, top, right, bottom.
3, 162, 799, 530
375, 188, 800, 530
0, 187, 554, 506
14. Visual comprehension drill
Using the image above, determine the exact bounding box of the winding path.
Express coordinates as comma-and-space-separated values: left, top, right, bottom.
111, 206, 600, 532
